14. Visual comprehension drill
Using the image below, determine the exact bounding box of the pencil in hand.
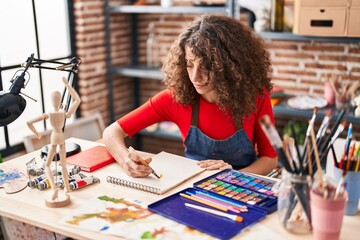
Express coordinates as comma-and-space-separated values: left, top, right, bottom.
128, 146, 163, 179
185, 203, 243, 222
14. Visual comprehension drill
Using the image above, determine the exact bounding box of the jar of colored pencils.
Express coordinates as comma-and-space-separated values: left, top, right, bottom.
278, 170, 312, 234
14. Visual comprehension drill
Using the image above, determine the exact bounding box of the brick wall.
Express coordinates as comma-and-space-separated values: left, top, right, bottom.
72, 0, 360, 155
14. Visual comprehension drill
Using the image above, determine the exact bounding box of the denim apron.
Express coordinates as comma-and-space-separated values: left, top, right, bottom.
184, 98, 256, 169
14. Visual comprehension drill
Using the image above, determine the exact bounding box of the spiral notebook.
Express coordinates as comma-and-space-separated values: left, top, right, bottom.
107, 151, 205, 195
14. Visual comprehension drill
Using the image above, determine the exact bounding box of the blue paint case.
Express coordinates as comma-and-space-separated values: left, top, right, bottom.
148, 169, 278, 239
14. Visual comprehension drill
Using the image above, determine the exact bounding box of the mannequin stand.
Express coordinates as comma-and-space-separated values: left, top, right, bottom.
45, 191, 71, 208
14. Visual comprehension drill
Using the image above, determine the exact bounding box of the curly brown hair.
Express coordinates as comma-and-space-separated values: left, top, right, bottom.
162, 14, 273, 129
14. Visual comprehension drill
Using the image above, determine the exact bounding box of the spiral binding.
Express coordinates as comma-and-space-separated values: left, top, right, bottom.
106, 176, 160, 194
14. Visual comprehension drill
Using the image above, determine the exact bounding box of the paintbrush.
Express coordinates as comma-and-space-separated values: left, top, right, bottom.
316, 110, 332, 145
330, 145, 339, 168
310, 124, 323, 181
260, 115, 294, 173
318, 109, 346, 165
128, 146, 162, 179
300, 107, 318, 170
283, 135, 297, 173
185, 203, 243, 222
290, 120, 302, 173
318, 119, 347, 169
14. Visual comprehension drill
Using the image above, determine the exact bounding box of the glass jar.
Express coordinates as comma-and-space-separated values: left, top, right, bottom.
277, 170, 312, 234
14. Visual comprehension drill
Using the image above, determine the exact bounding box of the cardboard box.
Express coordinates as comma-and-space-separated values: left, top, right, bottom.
293, 6, 347, 36
293, 0, 359, 37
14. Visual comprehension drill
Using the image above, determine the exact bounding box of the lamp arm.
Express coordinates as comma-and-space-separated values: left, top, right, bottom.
26, 57, 79, 73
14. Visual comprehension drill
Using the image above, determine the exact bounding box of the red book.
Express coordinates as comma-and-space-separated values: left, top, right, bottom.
66, 145, 115, 172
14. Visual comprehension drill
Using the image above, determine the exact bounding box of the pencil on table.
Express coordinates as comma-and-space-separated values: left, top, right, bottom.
127, 146, 162, 179
185, 203, 243, 222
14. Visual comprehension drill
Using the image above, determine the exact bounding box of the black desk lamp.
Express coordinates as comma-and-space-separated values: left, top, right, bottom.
0, 53, 82, 157
0, 55, 33, 126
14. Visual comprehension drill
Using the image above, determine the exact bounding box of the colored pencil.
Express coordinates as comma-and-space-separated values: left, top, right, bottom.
185, 203, 243, 222
344, 123, 353, 155
186, 192, 242, 213
194, 191, 248, 212
180, 193, 228, 212
194, 190, 248, 210
346, 140, 356, 171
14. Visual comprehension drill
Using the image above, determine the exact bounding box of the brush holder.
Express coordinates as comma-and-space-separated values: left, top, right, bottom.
278, 170, 312, 234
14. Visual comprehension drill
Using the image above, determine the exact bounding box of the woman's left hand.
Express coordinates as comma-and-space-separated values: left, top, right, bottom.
197, 159, 233, 170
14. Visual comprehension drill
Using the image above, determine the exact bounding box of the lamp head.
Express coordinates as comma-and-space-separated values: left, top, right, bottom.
0, 91, 26, 126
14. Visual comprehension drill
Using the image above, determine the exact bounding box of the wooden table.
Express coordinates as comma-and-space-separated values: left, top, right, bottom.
0, 138, 359, 240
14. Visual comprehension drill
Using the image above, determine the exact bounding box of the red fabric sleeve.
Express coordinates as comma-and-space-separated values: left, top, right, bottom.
117, 89, 186, 138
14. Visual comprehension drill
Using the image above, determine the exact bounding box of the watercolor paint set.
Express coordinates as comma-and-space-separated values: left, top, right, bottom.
148, 169, 278, 239
148, 187, 267, 240
193, 169, 278, 213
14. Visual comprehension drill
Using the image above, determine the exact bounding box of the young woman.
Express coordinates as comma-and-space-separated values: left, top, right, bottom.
103, 14, 278, 177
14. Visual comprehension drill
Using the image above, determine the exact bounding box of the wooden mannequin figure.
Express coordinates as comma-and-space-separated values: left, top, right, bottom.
27, 77, 81, 208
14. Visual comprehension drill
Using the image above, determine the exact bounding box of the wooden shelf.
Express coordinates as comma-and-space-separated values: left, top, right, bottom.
258, 31, 360, 43
273, 101, 360, 125
106, 5, 228, 15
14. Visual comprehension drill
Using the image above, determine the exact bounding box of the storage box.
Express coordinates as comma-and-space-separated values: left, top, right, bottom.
293, 6, 347, 36
293, 0, 360, 37
348, 8, 360, 36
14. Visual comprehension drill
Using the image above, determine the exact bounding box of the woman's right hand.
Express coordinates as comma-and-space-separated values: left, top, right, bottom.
122, 151, 152, 178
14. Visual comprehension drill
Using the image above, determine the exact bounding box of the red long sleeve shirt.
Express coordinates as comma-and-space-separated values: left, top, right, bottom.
118, 89, 277, 159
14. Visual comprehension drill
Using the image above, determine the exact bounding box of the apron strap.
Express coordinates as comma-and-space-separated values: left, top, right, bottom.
191, 96, 200, 127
